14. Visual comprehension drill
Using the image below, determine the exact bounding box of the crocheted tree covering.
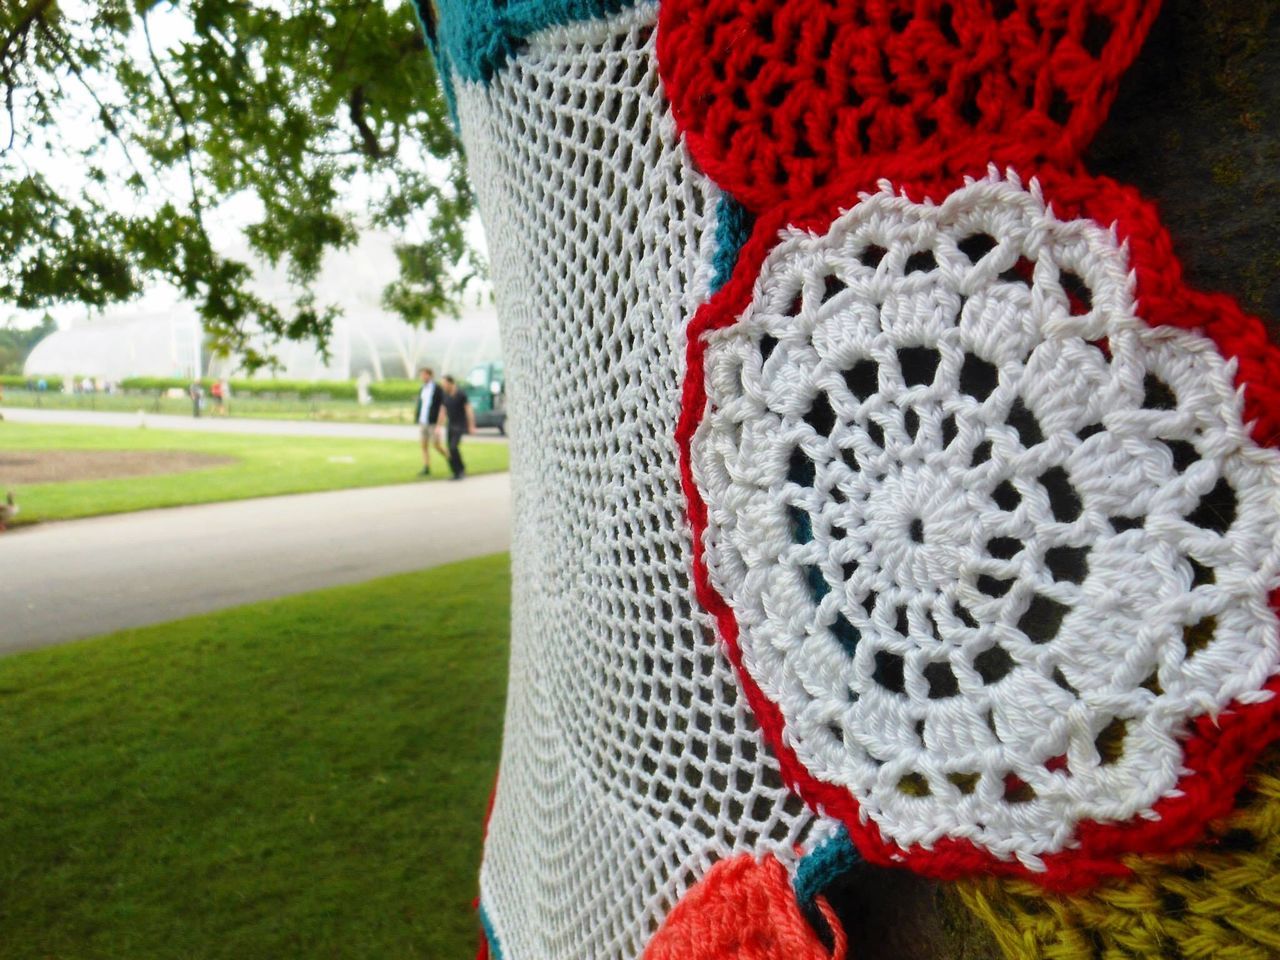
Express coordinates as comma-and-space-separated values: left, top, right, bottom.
411, 0, 1278, 951
662, 0, 1280, 892
957, 746, 1280, 960
445, 7, 829, 955
642, 854, 847, 960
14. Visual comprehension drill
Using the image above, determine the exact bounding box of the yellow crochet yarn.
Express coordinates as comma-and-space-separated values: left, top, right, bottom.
957, 749, 1280, 960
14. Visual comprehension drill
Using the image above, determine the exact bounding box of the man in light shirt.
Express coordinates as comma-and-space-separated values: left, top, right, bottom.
414, 367, 446, 476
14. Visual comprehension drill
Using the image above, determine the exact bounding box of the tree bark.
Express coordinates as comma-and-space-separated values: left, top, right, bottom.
1089, 0, 1279, 332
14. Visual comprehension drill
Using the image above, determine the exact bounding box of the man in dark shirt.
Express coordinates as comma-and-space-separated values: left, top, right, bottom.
436, 375, 477, 480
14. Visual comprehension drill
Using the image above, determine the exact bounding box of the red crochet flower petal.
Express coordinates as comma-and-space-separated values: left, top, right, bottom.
656, 0, 1161, 211
642, 854, 846, 960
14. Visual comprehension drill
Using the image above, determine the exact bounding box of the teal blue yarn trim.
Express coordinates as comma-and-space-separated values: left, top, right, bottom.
710, 195, 755, 293
793, 826, 861, 906
408, 0, 461, 127
479, 902, 504, 959
431, 0, 640, 85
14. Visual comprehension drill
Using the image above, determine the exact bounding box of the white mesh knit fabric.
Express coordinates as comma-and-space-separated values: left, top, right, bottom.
453, 6, 821, 957
690, 173, 1280, 870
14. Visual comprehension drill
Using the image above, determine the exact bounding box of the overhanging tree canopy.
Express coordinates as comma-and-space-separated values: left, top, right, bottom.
0, 0, 475, 369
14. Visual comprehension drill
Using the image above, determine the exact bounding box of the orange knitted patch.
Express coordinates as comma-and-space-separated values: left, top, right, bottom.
643, 854, 847, 960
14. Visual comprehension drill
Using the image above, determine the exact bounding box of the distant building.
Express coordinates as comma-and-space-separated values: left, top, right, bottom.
22, 232, 498, 382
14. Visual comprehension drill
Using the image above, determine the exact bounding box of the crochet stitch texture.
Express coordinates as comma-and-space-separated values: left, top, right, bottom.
450, 7, 831, 955
684, 168, 1280, 886
641, 854, 847, 960
657, 0, 1161, 212
959, 747, 1280, 959
664, 0, 1280, 890
424, 0, 639, 83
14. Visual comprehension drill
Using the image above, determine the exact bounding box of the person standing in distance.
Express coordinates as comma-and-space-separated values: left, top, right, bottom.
436, 375, 476, 480
414, 367, 446, 476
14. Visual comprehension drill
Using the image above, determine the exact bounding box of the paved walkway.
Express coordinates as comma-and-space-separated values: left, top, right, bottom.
0, 473, 512, 655
0, 406, 507, 442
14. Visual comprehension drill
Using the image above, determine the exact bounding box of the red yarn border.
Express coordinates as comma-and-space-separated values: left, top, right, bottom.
474, 771, 502, 960
675, 166, 1280, 891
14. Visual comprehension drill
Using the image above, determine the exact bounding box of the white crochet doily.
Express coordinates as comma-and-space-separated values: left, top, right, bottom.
691, 174, 1280, 869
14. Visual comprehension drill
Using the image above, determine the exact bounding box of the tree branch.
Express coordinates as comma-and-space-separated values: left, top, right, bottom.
0, 0, 56, 151
141, 9, 203, 215
0, 0, 54, 67
3, 67, 16, 152
29, 20, 144, 178
348, 84, 390, 159
332, 0, 373, 73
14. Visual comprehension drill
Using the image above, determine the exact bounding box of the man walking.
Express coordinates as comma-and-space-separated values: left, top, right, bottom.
414, 367, 446, 476
436, 375, 476, 480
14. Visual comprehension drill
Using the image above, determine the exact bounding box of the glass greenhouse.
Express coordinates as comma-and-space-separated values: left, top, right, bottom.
22, 231, 500, 383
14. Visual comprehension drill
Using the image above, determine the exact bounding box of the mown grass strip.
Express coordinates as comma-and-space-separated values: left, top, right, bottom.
0, 554, 510, 959
0, 422, 507, 523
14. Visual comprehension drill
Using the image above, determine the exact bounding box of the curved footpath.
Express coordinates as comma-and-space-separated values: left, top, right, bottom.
0, 472, 512, 655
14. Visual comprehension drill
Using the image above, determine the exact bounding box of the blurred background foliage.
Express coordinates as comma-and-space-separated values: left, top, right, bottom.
0, 0, 477, 370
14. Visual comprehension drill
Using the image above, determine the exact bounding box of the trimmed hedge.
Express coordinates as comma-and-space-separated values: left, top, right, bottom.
367, 380, 420, 402
0, 373, 64, 390
3, 373, 421, 403
114, 376, 422, 403
119, 376, 351, 400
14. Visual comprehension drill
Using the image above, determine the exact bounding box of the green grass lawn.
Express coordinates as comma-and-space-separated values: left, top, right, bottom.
0, 554, 510, 960
0, 422, 508, 524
